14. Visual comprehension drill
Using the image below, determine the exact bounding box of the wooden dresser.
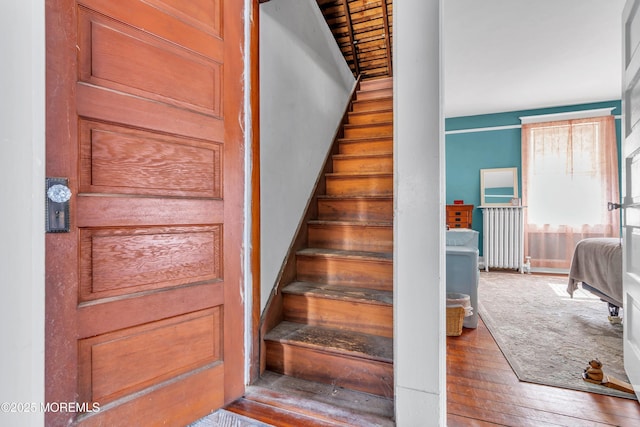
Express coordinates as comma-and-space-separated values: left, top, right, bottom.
446, 204, 473, 228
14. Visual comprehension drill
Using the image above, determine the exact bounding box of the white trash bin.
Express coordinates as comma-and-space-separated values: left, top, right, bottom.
446, 292, 473, 318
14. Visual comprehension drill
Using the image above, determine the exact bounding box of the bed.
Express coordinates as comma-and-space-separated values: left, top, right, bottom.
567, 238, 623, 318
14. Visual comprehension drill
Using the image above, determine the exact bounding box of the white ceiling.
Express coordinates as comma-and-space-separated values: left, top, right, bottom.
443, 0, 625, 118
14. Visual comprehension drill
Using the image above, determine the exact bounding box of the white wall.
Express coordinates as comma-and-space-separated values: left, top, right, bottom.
394, 0, 446, 425
259, 0, 355, 310
0, 1, 46, 426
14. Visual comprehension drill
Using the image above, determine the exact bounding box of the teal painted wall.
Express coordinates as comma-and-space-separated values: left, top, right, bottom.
445, 100, 622, 256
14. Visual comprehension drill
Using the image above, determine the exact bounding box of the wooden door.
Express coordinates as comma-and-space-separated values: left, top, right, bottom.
45, 0, 246, 425
622, 0, 640, 401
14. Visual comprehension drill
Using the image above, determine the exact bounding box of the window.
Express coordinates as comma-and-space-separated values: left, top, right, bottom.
522, 115, 619, 269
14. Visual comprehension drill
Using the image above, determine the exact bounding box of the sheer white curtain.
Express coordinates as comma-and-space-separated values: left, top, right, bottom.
522, 116, 619, 269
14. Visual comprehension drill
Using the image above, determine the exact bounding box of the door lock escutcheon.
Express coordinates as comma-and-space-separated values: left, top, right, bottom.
46, 178, 71, 233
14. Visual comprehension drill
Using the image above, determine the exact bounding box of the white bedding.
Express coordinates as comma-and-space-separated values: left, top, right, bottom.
567, 238, 623, 307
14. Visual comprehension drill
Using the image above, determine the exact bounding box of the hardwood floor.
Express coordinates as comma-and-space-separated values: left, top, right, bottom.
226, 318, 640, 426
447, 318, 640, 427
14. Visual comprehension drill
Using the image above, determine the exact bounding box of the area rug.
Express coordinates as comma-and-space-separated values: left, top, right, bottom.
189, 409, 274, 427
477, 271, 636, 400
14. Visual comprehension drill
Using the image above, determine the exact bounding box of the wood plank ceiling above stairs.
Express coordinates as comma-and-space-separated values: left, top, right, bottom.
259, 0, 393, 80
317, 0, 393, 79
252, 77, 395, 424
258, 0, 393, 79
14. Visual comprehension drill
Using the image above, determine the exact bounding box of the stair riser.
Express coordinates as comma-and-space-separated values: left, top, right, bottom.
332, 156, 392, 173
326, 175, 393, 196
343, 124, 392, 139
283, 294, 393, 338
351, 99, 393, 113
339, 139, 392, 155
317, 199, 393, 222
348, 111, 393, 125
308, 225, 392, 253
359, 78, 393, 91
296, 256, 392, 291
265, 343, 394, 397
356, 88, 393, 101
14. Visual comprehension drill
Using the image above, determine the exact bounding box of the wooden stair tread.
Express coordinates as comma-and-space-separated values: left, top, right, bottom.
316, 196, 393, 223
332, 153, 392, 160
308, 219, 392, 227
352, 95, 393, 104
225, 399, 340, 427
356, 88, 393, 98
338, 135, 392, 142
350, 105, 392, 113
348, 107, 392, 115
351, 101, 393, 110
337, 139, 392, 149
265, 321, 393, 363
317, 195, 393, 200
358, 86, 392, 92
343, 122, 392, 129
359, 78, 393, 91
347, 110, 393, 121
297, 247, 392, 261
325, 172, 393, 178
244, 371, 394, 427
283, 281, 393, 305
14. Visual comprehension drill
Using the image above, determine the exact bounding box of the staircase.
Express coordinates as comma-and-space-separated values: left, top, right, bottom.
263, 77, 394, 400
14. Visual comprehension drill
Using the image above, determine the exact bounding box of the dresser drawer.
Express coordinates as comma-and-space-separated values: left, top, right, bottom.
446, 204, 473, 228
448, 219, 471, 228
447, 213, 470, 223
447, 211, 471, 220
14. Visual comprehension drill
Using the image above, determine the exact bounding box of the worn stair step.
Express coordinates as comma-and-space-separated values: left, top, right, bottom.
242, 371, 395, 427
338, 137, 392, 155
347, 109, 393, 125
343, 122, 392, 139
307, 220, 392, 253
317, 195, 393, 222
224, 399, 337, 427
356, 87, 393, 101
351, 97, 393, 113
296, 248, 392, 290
332, 153, 392, 174
325, 172, 393, 196
264, 322, 394, 397
359, 77, 393, 92
282, 281, 393, 337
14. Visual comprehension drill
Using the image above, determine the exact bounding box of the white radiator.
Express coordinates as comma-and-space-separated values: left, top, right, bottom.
481, 206, 525, 273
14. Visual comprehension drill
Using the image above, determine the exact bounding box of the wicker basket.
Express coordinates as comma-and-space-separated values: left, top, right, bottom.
446, 305, 465, 337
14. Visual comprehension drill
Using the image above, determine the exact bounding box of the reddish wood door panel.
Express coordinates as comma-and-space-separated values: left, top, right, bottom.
78, 308, 222, 404
77, 7, 223, 116
78, 225, 221, 301
79, 120, 222, 198
45, 0, 245, 425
